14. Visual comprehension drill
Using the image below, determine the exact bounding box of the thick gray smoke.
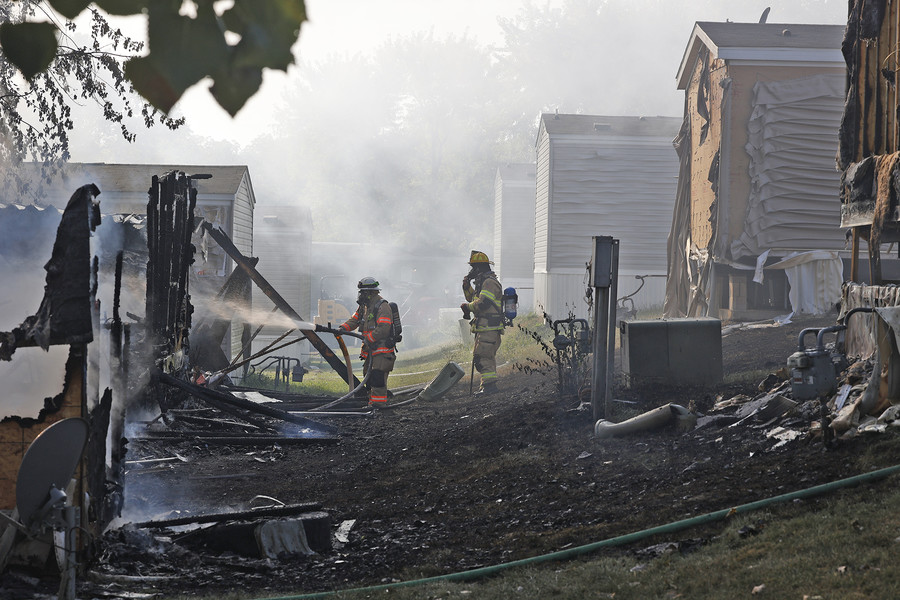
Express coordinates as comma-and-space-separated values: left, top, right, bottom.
56, 0, 847, 349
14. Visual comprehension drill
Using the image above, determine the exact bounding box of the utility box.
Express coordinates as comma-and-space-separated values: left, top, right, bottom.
620, 318, 723, 387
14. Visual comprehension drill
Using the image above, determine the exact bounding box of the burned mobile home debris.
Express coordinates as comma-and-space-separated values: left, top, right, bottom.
0, 169, 418, 597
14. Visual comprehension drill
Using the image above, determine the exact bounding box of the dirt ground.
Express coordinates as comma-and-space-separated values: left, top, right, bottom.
5, 313, 900, 599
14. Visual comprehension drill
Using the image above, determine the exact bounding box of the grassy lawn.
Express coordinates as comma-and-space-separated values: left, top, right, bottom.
245, 312, 555, 395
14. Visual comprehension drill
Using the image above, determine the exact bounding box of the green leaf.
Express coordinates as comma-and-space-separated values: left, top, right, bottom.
125, 3, 231, 112
47, 0, 92, 20
221, 0, 306, 70
210, 66, 263, 117
124, 55, 182, 114
120, 0, 304, 114
94, 0, 150, 16
0, 22, 59, 80
148, 3, 229, 85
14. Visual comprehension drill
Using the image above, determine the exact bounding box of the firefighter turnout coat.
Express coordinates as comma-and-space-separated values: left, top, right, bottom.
463, 272, 504, 334
462, 271, 503, 388
339, 294, 397, 373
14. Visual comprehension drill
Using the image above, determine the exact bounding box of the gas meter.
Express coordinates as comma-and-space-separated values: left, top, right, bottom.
787, 327, 844, 401
787, 307, 874, 401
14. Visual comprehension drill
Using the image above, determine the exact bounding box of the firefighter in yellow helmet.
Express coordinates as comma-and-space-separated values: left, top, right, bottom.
461, 251, 504, 395
340, 277, 397, 406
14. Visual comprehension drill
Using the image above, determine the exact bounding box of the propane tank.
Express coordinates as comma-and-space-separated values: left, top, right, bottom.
502, 287, 518, 324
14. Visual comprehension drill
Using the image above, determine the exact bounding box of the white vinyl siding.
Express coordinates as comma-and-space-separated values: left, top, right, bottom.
494, 165, 536, 281
547, 137, 678, 273
533, 115, 680, 319
534, 128, 552, 274
493, 171, 503, 270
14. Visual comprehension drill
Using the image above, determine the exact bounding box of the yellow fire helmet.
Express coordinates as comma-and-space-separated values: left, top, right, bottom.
468, 250, 493, 265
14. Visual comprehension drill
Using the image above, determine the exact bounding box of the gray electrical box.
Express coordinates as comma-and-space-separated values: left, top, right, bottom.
620, 318, 723, 387
590, 236, 616, 288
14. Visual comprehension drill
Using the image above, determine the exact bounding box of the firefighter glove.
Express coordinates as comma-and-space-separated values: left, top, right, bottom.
460, 302, 471, 319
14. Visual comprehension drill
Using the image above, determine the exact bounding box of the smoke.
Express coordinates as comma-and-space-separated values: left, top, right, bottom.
198, 300, 311, 332
56, 0, 849, 351
0, 347, 70, 420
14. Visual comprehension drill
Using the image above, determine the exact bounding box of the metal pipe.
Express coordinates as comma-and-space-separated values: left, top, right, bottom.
815, 325, 846, 350
796, 327, 822, 351
605, 241, 619, 419
841, 305, 875, 325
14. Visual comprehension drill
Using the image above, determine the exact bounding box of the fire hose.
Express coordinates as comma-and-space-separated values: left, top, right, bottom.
309, 325, 372, 412
335, 335, 354, 396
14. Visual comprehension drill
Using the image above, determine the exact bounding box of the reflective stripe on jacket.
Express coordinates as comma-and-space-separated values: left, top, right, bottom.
466, 273, 504, 333
340, 295, 397, 359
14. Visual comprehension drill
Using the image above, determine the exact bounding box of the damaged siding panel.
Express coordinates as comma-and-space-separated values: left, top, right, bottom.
840, 282, 900, 358
724, 64, 846, 252
732, 73, 847, 259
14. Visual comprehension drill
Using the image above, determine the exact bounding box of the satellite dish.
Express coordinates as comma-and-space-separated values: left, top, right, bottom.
15, 417, 89, 530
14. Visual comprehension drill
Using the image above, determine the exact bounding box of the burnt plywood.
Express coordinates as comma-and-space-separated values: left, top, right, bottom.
687, 53, 722, 250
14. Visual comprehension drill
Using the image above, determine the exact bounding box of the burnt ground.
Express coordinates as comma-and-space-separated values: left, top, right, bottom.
6, 313, 900, 599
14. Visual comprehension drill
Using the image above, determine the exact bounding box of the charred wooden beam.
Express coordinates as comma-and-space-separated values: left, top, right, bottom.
201, 222, 360, 387
155, 371, 338, 437
131, 501, 322, 529
145, 172, 196, 358
0, 184, 100, 360
144, 172, 199, 413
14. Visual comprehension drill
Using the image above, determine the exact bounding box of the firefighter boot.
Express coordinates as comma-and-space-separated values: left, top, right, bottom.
475, 382, 498, 396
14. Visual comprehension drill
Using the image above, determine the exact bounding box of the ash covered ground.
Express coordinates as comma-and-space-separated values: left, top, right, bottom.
5, 313, 900, 600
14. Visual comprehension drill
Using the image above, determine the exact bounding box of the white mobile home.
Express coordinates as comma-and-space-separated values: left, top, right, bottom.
666, 22, 847, 319
533, 114, 681, 320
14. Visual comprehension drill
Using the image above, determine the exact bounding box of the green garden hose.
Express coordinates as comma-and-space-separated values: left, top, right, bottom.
255, 463, 900, 600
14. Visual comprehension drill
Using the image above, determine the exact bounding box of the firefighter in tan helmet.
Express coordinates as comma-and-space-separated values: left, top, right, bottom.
340, 277, 397, 406
461, 251, 504, 395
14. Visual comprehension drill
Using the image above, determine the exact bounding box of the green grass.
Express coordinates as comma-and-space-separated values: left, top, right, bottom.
286, 312, 554, 393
